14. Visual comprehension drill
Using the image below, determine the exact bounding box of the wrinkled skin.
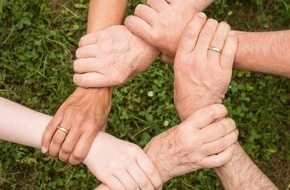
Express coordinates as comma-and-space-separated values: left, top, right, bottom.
73, 25, 160, 88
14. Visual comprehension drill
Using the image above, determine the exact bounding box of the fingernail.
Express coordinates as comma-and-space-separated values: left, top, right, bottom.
197, 12, 206, 19
41, 146, 48, 154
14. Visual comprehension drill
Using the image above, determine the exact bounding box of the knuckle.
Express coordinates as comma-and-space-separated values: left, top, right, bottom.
226, 118, 236, 130
150, 30, 163, 42
61, 145, 73, 154
52, 136, 63, 145
138, 178, 149, 188
216, 123, 227, 136
75, 113, 86, 123
71, 151, 86, 163
112, 73, 126, 85
127, 145, 140, 155
49, 149, 58, 157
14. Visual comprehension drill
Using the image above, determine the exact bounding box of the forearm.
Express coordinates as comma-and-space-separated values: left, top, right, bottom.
234, 30, 290, 78
87, 0, 128, 33
214, 143, 277, 190
0, 97, 50, 148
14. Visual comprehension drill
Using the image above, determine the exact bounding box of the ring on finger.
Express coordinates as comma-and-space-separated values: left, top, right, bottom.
208, 46, 222, 53
57, 126, 69, 135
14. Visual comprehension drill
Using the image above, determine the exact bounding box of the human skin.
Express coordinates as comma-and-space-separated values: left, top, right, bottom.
73, 0, 215, 88
0, 97, 162, 190
94, 103, 238, 190
125, 0, 290, 79
94, 14, 239, 190
0, 98, 237, 190
41, 0, 128, 165
73, 25, 159, 88
172, 14, 277, 189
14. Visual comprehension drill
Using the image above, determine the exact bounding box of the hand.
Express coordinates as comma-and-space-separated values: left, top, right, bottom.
83, 132, 163, 190
73, 25, 160, 88
174, 13, 238, 120
144, 104, 238, 183
125, 0, 213, 63
41, 87, 112, 164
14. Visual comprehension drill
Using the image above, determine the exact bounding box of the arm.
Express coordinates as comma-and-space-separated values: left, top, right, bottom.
234, 30, 290, 78
173, 14, 277, 189
125, 0, 214, 58
125, 1, 290, 79
0, 97, 162, 190
71, 0, 214, 88
41, 0, 128, 164
214, 143, 277, 190
87, 0, 127, 33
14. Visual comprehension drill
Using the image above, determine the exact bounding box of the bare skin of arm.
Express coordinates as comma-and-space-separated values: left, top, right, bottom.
172, 14, 278, 190
214, 144, 278, 190
41, 0, 128, 165
0, 97, 162, 190
234, 30, 290, 78
125, 0, 290, 79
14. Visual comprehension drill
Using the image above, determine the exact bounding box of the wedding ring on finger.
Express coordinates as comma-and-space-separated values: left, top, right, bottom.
208, 46, 222, 53
57, 126, 69, 135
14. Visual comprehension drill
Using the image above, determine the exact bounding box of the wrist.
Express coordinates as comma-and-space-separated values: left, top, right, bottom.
175, 94, 223, 121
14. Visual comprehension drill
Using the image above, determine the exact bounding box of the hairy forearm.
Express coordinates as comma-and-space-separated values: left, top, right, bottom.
235, 30, 290, 78
214, 143, 277, 190
87, 0, 128, 33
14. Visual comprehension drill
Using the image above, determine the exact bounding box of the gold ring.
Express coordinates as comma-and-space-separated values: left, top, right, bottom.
208, 47, 222, 53
57, 126, 69, 134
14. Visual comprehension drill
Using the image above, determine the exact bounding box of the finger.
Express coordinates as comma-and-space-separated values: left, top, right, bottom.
73, 73, 111, 88
201, 129, 239, 156
200, 118, 236, 143
125, 16, 152, 43
200, 143, 237, 168
114, 170, 140, 190
41, 113, 63, 153
136, 151, 163, 189
179, 104, 228, 131
195, 18, 218, 52
68, 132, 97, 165
74, 57, 106, 74
75, 44, 99, 59
208, 22, 231, 64
220, 31, 237, 71
160, 54, 174, 64
78, 31, 100, 47
134, 4, 158, 26
94, 184, 112, 190
48, 114, 71, 157
127, 164, 154, 190
103, 176, 126, 190
176, 12, 207, 55
147, 0, 170, 12
58, 125, 81, 162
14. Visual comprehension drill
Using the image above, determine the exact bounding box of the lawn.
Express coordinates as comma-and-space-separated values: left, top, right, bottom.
0, 0, 289, 189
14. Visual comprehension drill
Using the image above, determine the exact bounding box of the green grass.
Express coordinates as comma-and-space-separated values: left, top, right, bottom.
0, 0, 289, 189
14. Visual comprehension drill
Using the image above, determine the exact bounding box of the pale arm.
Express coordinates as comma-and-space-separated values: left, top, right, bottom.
0, 97, 162, 190
0, 97, 50, 148
234, 30, 290, 78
